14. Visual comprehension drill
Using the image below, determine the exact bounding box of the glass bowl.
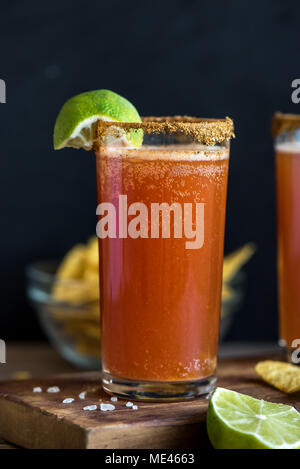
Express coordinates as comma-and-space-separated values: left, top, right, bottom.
26, 261, 100, 369
26, 260, 244, 370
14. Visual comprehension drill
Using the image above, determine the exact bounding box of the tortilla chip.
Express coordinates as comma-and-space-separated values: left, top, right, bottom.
255, 360, 300, 394
55, 244, 87, 280
223, 243, 255, 283
52, 241, 100, 304
85, 236, 99, 270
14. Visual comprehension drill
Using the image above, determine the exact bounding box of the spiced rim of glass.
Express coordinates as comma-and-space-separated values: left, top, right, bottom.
94, 115, 234, 149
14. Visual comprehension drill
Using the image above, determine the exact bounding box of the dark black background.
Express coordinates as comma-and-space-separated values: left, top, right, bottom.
1, 0, 299, 341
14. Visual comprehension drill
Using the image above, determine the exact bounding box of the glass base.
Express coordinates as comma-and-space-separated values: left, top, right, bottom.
279, 340, 300, 365
102, 372, 217, 402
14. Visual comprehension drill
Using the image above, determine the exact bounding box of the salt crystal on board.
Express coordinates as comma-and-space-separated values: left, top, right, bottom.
83, 405, 97, 411
63, 398, 74, 404
100, 403, 115, 412
79, 392, 87, 400
126, 401, 133, 408
110, 396, 118, 402
33, 387, 42, 393
47, 386, 60, 393
132, 405, 138, 410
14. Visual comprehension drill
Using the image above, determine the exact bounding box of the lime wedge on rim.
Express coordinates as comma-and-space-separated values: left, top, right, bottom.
53, 89, 142, 150
207, 387, 300, 449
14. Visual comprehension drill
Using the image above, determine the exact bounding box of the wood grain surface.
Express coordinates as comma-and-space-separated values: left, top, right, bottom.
0, 355, 299, 449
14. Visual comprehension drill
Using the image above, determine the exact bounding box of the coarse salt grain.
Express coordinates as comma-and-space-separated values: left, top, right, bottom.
83, 405, 97, 411
63, 398, 75, 404
132, 405, 138, 410
47, 386, 60, 393
126, 401, 133, 408
100, 403, 115, 412
110, 396, 118, 402
33, 387, 42, 393
79, 391, 87, 400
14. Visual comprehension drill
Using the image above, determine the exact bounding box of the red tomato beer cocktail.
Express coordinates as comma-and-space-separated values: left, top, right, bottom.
53, 91, 234, 400
95, 116, 234, 400
273, 113, 300, 363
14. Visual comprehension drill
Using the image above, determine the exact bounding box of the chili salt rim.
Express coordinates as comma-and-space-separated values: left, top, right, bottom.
272, 112, 300, 137
94, 115, 235, 149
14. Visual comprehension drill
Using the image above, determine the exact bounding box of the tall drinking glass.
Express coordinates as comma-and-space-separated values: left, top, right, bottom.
95, 117, 234, 400
273, 112, 300, 363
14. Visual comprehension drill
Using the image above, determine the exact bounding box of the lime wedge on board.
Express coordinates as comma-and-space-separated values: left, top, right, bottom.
207, 387, 300, 449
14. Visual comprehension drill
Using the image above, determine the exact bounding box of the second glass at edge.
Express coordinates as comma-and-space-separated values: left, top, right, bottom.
274, 113, 300, 364
95, 118, 232, 400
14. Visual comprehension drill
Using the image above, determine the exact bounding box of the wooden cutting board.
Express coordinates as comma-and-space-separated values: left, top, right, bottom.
0, 355, 299, 449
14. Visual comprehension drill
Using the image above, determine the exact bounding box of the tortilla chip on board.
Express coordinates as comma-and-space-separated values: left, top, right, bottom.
255, 360, 300, 394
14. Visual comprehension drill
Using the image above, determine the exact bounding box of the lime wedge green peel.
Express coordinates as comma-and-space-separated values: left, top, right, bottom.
207, 387, 300, 449
53, 89, 142, 150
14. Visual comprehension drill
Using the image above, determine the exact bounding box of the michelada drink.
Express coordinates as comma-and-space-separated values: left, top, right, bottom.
53, 90, 234, 399
273, 112, 300, 362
